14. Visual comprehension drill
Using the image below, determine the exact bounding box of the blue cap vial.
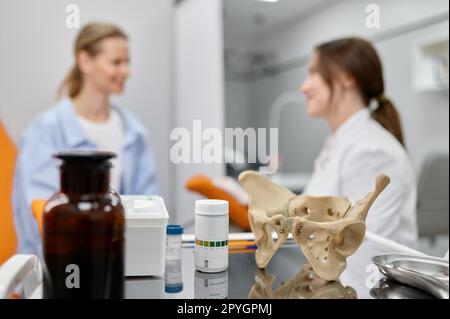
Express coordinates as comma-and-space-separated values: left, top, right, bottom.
167, 224, 183, 235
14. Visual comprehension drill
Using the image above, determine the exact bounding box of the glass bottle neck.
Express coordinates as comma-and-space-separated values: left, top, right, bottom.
60, 167, 110, 195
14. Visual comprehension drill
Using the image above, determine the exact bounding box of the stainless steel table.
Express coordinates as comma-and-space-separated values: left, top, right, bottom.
125, 233, 437, 299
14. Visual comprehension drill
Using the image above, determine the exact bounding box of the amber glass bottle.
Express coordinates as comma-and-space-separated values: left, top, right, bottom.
43, 151, 125, 299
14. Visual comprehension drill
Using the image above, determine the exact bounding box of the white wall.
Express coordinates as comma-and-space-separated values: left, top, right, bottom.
224, 30, 255, 152
254, 0, 449, 64
225, 80, 249, 145
378, 20, 449, 172
0, 0, 174, 210
227, 0, 449, 173
174, 0, 225, 228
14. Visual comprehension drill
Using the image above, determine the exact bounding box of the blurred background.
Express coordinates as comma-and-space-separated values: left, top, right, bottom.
0, 0, 448, 257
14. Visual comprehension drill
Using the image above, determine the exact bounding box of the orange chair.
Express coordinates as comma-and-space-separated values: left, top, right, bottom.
186, 175, 250, 231
0, 121, 17, 264
31, 200, 46, 236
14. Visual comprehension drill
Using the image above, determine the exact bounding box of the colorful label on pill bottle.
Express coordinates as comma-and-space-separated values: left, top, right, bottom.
195, 239, 228, 273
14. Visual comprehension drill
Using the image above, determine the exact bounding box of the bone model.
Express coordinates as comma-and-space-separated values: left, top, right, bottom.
239, 171, 390, 281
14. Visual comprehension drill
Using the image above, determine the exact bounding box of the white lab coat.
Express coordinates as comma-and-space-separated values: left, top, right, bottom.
304, 108, 418, 248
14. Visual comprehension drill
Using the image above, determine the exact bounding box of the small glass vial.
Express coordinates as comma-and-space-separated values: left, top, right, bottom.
194, 200, 229, 273
166, 224, 183, 260
165, 258, 183, 296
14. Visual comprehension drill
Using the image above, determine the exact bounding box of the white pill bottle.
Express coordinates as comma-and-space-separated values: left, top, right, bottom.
194, 200, 229, 273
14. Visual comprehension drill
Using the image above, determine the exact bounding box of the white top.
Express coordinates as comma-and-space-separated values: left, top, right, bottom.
195, 199, 229, 216
76, 109, 124, 191
303, 108, 418, 248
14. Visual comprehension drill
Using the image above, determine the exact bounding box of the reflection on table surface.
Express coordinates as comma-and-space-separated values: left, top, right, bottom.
370, 278, 435, 299
248, 264, 356, 299
125, 235, 436, 299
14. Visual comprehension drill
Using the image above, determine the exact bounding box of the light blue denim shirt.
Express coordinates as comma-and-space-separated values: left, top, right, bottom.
12, 98, 159, 255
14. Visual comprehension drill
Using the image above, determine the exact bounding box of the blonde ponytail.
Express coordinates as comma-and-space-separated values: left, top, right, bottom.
57, 65, 83, 99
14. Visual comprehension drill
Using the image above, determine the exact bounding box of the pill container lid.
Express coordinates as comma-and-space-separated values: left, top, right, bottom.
195, 199, 228, 216
167, 224, 183, 235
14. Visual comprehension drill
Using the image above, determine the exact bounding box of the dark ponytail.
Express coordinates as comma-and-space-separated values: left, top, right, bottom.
315, 37, 405, 147
372, 95, 404, 146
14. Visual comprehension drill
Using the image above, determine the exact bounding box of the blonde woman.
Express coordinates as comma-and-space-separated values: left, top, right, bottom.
13, 22, 159, 254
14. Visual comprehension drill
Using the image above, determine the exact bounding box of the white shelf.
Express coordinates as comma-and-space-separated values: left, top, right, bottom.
412, 33, 449, 93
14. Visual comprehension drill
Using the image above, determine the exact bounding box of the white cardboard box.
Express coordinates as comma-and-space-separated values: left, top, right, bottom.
121, 195, 169, 277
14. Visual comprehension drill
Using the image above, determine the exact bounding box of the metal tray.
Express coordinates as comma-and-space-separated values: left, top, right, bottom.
370, 278, 434, 299
371, 254, 449, 299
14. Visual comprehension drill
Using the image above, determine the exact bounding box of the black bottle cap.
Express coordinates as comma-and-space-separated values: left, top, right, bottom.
55, 151, 116, 168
